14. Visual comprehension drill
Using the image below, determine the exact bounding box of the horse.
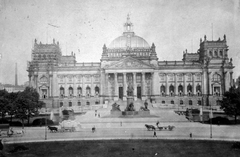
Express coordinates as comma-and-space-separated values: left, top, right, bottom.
48, 126, 58, 133
168, 125, 175, 131
145, 124, 156, 131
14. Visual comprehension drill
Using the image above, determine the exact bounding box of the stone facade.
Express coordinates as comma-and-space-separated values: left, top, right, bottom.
27, 16, 234, 108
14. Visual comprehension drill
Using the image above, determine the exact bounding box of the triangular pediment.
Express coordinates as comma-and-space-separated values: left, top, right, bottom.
105, 57, 154, 69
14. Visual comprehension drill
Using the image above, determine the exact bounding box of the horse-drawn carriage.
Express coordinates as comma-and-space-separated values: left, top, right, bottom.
48, 120, 81, 133
0, 124, 24, 137
145, 124, 175, 131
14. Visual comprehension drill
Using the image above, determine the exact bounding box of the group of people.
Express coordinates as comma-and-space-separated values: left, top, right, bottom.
95, 110, 100, 117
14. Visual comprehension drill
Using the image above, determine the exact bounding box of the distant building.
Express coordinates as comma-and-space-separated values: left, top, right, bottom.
2, 84, 25, 93
27, 15, 234, 109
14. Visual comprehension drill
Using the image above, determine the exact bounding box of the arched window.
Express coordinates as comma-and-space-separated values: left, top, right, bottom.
69, 87, 73, 96
169, 84, 174, 96
86, 101, 90, 105
78, 101, 81, 106
178, 84, 183, 96
60, 87, 64, 97
196, 84, 201, 93
171, 100, 174, 104
219, 51, 223, 56
60, 102, 63, 107
213, 74, 221, 82
180, 100, 183, 105
187, 84, 192, 93
86, 86, 91, 97
209, 51, 212, 56
162, 101, 165, 104
77, 86, 82, 96
197, 100, 201, 106
69, 102, 72, 107
160, 85, 165, 95
189, 100, 192, 105
214, 50, 218, 56
95, 86, 100, 95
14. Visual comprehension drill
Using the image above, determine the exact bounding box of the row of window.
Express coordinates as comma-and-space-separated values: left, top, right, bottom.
159, 74, 201, 82
161, 100, 201, 105
59, 86, 100, 97
59, 77, 100, 83
59, 101, 100, 107
208, 50, 226, 57
160, 84, 201, 93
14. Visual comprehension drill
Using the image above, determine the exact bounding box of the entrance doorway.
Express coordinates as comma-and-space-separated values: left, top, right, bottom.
119, 87, 123, 99
137, 86, 141, 99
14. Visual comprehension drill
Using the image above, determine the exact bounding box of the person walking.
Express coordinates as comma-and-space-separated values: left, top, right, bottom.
153, 131, 157, 137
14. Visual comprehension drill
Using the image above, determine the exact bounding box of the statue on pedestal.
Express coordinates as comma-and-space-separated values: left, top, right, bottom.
125, 102, 135, 111
111, 102, 121, 111
127, 83, 134, 97
140, 100, 149, 111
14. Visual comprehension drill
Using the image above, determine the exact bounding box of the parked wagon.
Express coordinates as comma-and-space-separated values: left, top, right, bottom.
157, 125, 175, 131
0, 124, 9, 136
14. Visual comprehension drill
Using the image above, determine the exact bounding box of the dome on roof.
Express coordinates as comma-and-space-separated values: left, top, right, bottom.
108, 35, 150, 49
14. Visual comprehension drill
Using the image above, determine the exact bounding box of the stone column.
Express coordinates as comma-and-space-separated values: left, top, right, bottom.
142, 72, 145, 99
183, 73, 187, 95
208, 72, 212, 95
91, 75, 94, 97
166, 74, 169, 95
100, 70, 105, 96
133, 72, 137, 100
192, 73, 195, 95
49, 74, 52, 98
114, 73, 118, 101
73, 75, 76, 97
123, 73, 127, 100
82, 75, 85, 97
34, 74, 38, 93
105, 73, 109, 98
174, 74, 178, 95
64, 75, 67, 97
100, 70, 105, 104
151, 72, 154, 95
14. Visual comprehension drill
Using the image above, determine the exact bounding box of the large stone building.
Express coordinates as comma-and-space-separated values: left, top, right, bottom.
27, 16, 234, 109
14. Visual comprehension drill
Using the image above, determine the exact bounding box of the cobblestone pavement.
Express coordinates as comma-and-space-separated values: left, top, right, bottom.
3, 108, 240, 144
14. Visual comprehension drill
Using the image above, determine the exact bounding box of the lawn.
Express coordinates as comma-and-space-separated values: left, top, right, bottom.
2, 139, 240, 157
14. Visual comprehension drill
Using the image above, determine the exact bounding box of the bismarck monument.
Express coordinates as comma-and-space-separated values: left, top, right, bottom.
111, 83, 150, 117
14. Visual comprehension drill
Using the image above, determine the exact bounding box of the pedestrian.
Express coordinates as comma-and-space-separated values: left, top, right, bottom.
156, 121, 159, 126
98, 113, 100, 117
153, 131, 157, 137
92, 126, 96, 133
120, 121, 122, 126
190, 133, 192, 138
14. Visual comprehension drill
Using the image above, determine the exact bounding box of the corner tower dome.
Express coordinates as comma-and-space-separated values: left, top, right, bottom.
108, 14, 150, 49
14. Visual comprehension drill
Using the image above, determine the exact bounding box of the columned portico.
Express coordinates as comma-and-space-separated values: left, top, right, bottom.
133, 72, 137, 100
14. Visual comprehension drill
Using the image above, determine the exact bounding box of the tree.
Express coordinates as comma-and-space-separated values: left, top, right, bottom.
15, 87, 44, 126
5, 92, 18, 123
221, 86, 240, 124
0, 90, 9, 123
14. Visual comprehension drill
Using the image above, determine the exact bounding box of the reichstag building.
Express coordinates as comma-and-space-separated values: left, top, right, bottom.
27, 16, 234, 109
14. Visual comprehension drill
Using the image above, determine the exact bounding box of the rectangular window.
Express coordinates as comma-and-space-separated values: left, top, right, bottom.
118, 75, 123, 83
136, 75, 141, 83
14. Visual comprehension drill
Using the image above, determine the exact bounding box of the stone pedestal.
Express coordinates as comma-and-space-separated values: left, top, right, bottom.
127, 96, 134, 106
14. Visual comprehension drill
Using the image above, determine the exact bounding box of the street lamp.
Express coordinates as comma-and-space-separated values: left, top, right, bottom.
210, 103, 213, 138
45, 107, 47, 140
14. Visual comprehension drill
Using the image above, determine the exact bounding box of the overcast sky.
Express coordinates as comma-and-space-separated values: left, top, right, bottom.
0, 0, 240, 85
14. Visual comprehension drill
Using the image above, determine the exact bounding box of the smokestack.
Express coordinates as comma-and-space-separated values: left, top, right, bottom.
15, 63, 18, 86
